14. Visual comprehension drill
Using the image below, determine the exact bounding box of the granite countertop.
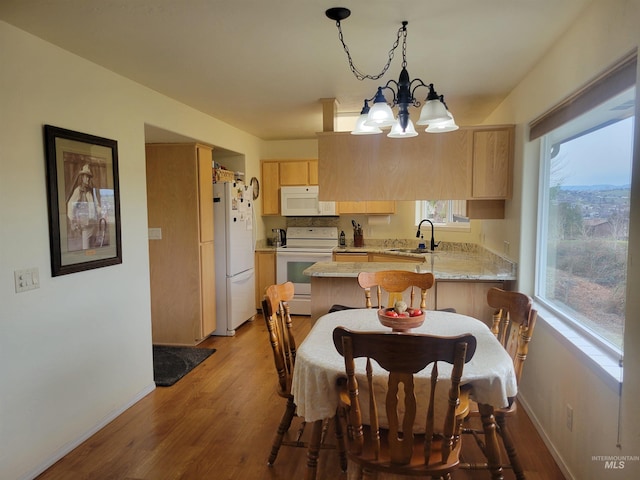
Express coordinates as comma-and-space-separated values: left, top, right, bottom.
304, 242, 517, 281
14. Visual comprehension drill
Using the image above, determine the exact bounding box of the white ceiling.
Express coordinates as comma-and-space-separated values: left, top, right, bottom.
0, 0, 592, 140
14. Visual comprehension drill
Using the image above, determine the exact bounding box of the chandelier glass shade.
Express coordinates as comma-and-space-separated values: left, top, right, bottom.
326, 8, 457, 137
351, 99, 383, 135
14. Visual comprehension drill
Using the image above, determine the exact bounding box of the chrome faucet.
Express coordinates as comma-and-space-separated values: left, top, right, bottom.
416, 219, 439, 251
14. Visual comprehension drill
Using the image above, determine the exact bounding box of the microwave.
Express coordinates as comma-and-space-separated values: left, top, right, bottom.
280, 185, 336, 216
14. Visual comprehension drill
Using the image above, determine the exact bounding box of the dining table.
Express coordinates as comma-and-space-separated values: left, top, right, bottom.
291, 308, 518, 480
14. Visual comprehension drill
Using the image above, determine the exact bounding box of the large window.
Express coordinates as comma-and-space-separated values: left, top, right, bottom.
536, 87, 634, 351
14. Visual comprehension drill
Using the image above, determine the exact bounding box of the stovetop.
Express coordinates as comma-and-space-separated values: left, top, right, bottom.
280, 226, 338, 251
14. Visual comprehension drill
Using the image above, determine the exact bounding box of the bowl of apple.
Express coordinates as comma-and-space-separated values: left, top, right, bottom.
377, 301, 425, 332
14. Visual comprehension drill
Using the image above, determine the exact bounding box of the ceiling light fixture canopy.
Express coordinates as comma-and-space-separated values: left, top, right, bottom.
326, 7, 458, 137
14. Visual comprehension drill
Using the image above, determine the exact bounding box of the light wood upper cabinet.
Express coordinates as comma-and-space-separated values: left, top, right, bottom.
261, 161, 280, 215
309, 160, 319, 185
471, 126, 514, 199
279, 160, 309, 185
317, 125, 514, 203
337, 201, 396, 215
317, 130, 472, 201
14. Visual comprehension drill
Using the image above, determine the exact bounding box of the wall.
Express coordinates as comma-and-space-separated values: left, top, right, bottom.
0, 21, 262, 480
483, 1, 640, 478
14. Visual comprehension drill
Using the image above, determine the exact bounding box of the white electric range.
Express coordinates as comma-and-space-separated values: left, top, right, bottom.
275, 227, 338, 315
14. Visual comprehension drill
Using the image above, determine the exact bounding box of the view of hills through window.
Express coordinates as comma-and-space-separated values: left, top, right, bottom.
541, 114, 634, 350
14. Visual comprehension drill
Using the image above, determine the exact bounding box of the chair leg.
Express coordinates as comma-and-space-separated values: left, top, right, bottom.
478, 403, 505, 480
334, 413, 348, 472
497, 415, 526, 480
268, 397, 297, 466
306, 419, 323, 480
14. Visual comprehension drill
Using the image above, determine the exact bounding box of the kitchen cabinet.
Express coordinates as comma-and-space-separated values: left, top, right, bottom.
435, 281, 510, 326
334, 252, 369, 262
261, 161, 280, 215
317, 125, 514, 204
261, 159, 318, 215
337, 200, 396, 215
471, 126, 514, 199
146, 143, 216, 345
369, 253, 419, 263
255, 250, 276, 308
317, 130, 472, 201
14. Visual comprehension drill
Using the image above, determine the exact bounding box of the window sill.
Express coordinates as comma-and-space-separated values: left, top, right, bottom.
534, 301, 622, 393
433, 223, 471, 232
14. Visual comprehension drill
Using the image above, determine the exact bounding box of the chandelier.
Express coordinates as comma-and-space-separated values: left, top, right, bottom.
325, 7, 458, 137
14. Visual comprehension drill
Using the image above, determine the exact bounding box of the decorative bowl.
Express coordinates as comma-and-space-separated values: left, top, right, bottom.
377, 308, 425, 332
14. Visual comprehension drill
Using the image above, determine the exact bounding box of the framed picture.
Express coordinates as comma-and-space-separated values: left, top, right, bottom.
44, 125, 122, 276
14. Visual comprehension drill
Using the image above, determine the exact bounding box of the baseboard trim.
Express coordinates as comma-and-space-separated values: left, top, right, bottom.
20, 382, 156, 480
518, 393, 575, 480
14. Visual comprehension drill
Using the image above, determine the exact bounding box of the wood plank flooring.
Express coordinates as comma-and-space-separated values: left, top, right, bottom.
37, 314, 566, 480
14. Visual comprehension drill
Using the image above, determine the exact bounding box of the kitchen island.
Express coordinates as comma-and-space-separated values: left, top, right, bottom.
304, 245, 516, 323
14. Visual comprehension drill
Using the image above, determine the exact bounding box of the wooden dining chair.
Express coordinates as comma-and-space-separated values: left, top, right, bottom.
333, 326, 477, 479
460, 287, 538, 480
262, 282, 347, 478
357, 270, 435, 310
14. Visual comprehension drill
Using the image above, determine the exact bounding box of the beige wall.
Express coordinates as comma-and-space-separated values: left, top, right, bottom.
0, 21, 262, 479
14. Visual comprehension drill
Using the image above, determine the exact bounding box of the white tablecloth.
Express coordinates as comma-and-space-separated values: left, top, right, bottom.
291, 309, 517, 425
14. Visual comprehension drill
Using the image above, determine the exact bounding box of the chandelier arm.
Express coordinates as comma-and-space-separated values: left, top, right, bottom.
409, 79, 431, 107
380, 80, 399, 105
333, 20, 406, 81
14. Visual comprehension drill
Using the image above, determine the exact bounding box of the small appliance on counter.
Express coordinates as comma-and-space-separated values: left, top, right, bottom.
272, 228, 286, 247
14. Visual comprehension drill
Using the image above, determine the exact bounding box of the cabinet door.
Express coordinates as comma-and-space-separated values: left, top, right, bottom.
255, 251, 276, 308
309, 160, 319, 185
366, 201, 396, 214
200, 242, 216, 338
369, 253, 420, 263
472, 128, 513, 199
261, 161, 280, 215
337, 201, 366, 214
279, 160, 309, 185
334, 252, 368, 262
435, 281, 505, 325
197, 145, 214, 243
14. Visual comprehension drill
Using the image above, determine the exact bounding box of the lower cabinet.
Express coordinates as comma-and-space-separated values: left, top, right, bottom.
369, 253, 419, 263
435, 281, 510, 326
255, 251, 276, 309
334, 252, 369, 262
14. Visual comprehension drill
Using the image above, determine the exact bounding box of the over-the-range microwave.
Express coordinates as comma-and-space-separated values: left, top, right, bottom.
280, 185, 336, 216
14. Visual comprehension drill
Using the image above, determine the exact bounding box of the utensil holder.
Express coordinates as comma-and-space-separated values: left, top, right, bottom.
354, 234, 363, 247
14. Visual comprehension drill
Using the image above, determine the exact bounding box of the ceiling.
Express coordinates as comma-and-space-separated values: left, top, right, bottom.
0, 0, 592, 141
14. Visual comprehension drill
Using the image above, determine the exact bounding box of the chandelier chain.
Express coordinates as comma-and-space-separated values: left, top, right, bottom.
334, 20, 406, 81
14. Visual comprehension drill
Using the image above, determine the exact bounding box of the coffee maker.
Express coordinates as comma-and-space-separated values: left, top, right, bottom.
272, 228, 286, 247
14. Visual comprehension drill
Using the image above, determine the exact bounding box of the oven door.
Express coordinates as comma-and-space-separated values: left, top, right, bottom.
276, 250, 332, 314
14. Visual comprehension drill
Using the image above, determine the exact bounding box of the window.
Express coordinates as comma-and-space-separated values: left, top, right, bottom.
536, 88, 634, 352
414, 200, 470, 228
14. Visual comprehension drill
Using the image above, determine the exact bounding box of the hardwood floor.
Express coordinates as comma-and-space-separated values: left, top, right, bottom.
37, 314, 565, 480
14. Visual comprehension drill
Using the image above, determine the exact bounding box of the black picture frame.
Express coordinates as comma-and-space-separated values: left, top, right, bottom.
44, 125, 122, 276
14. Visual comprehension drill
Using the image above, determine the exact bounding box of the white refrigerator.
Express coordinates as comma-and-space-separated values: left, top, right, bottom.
213, 181, 256, 336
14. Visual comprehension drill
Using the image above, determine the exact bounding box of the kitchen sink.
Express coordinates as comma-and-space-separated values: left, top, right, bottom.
388, 248, 433, 254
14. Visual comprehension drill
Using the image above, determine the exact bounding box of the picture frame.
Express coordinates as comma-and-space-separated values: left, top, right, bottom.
44, 125, 122, 276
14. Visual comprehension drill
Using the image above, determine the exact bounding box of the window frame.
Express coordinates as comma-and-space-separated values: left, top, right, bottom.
534, 100, 634, 359
414, 200, 470, 230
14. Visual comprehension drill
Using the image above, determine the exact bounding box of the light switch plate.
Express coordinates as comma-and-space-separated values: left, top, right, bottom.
14, 268, 40, 293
